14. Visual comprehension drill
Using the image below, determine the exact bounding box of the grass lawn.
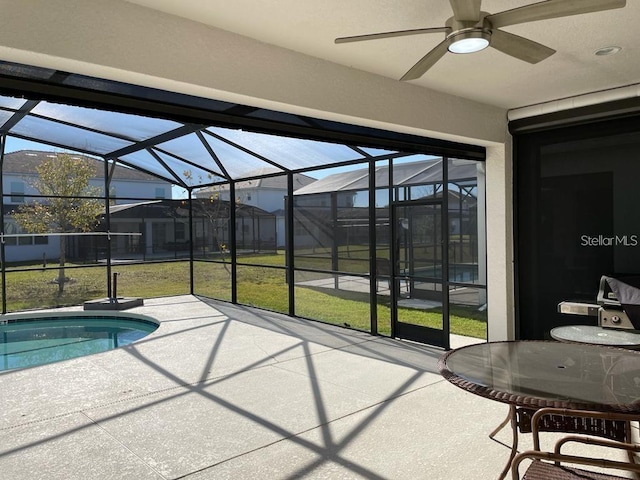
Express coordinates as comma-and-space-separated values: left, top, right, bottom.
4, 262, 190, 311
3, 253, 487, 339
293, 285, 487, 339
196, 253, 487, 339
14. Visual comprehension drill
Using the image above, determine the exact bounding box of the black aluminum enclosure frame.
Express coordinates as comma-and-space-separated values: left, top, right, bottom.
0, 60, 486, 345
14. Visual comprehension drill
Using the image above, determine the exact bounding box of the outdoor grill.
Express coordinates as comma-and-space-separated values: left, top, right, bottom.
558, 275, 640, 330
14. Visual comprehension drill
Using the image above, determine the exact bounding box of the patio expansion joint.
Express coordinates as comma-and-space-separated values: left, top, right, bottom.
273, 356, 448, 402
252, 333, 381, 365
170, 374, 448, 479
0, 365, 275, 433
264, 334, 396, 368
77, 410, 170, 480
0, 409, 84, 432
257, 333, 445, 399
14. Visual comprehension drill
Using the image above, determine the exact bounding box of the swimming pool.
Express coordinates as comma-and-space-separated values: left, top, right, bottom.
0, 312, 159, 371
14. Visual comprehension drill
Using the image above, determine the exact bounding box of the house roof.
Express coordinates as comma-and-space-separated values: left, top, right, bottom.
108, 200, 163, 214
294, 158, 479, 195
4, 150, 166, 182
107, 198, 274, 219
195, 168, 317, 196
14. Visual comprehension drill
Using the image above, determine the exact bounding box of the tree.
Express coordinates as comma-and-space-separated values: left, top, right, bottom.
12, 153, 103, 295
184, 170, 247, 275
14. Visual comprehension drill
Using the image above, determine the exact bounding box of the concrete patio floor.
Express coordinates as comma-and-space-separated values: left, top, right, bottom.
0, 295, 627, 479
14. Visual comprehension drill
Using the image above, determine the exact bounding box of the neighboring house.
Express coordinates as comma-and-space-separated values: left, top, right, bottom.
195, 168, 316, 248
2, 150, 172, 263
292, 159, 481, 264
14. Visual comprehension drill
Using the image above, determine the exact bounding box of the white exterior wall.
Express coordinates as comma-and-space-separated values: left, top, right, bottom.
251, 189, 287, 213
91, 178, 171, 204
485, 142, 515, 341
4, 241, 59, 264
4, 174, 171, 206
0, 0, 514, 339
3, 173, 38, 202
275, 216, 286, 249
218, 187, 287, 214
239, 188, 286, 213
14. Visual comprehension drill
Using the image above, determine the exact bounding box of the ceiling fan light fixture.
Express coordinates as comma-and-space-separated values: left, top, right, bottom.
447, 29, 491, 54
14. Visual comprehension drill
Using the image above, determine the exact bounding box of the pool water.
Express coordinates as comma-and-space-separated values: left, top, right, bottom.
0, 314, 158, 371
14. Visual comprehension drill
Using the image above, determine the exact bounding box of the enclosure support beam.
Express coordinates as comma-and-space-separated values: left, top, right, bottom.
369, 158, 378, 335
390, 161, 397, 339
442, 159, 451, 351
0, 134, 6, 314
230, 181, 237, 304
188, 189, 194, 295
104, 157, 113, 299
287, 173, 295, 316
331, 192, 338, 290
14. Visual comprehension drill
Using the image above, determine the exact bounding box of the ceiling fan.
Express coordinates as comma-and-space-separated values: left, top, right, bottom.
335, 0, 627, 80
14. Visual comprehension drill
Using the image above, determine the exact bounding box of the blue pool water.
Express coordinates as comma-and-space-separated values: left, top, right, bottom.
0, 314, 159, 371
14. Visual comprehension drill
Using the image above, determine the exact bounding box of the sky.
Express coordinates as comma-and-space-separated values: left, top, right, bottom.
5, 137, 52, 154
4, 136, 438, 201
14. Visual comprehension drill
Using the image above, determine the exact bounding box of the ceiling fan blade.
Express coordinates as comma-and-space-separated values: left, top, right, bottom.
450, 0, 482, 22
487, 0, 626, 29
400, 39, 450, 81
335, 27, 449, 44
490, 29, 555, 64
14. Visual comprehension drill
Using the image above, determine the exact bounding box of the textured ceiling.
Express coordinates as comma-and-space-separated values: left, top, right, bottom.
124, 0, 640, 109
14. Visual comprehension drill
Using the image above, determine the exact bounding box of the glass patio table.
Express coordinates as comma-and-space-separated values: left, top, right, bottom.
550, 325, 640, 349
438, 341, 640, 480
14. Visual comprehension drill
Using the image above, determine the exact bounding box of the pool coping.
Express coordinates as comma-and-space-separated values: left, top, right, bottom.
0, 309, 160, 327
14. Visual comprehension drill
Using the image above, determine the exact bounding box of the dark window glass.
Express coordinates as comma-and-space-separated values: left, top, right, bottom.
515, 116, 640, 339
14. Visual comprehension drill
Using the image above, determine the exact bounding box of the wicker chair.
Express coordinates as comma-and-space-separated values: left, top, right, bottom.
511, 408, 640, 480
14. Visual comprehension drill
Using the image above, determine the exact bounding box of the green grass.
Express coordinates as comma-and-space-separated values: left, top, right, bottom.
219, 252, 487, 339
2, 253, 487, 339
293, 286, 486, 338
4, 262, 190, 311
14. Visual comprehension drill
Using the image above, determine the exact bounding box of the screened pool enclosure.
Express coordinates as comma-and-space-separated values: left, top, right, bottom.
0, 77, 487, 348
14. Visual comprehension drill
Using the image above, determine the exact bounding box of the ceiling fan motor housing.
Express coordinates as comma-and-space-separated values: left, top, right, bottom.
445, 14, 492, 54
445, 13, 490, 33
